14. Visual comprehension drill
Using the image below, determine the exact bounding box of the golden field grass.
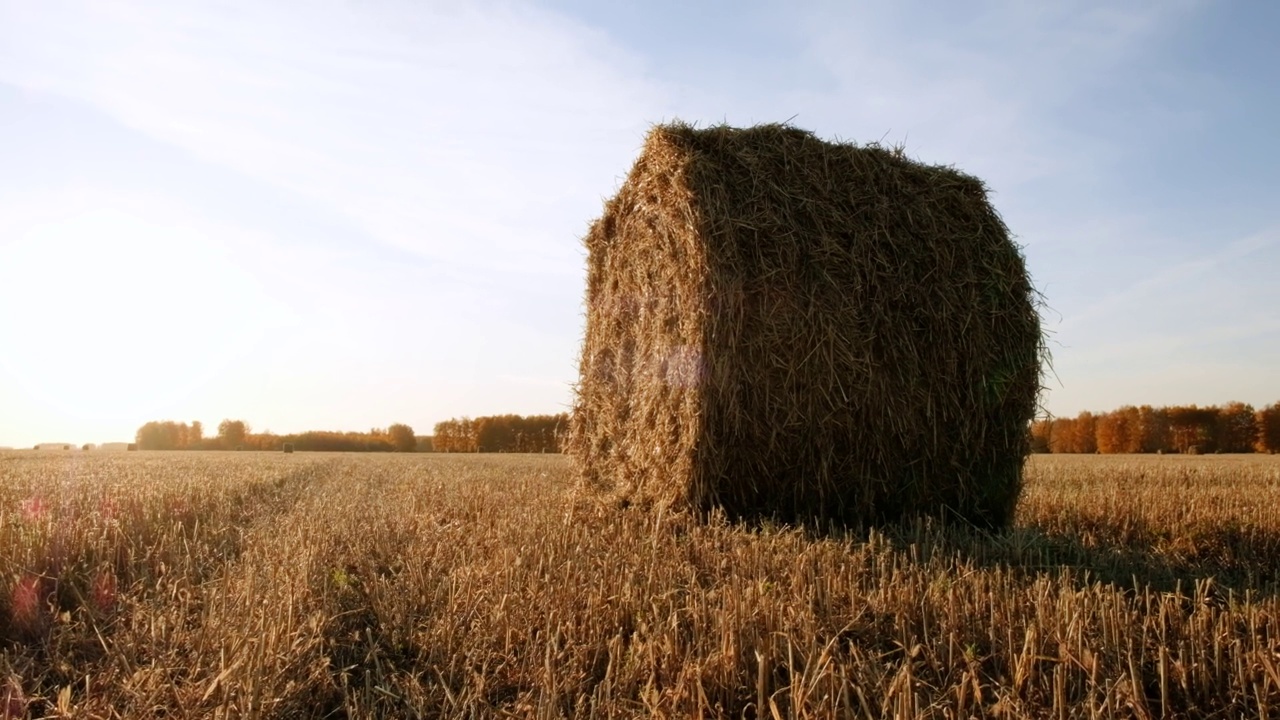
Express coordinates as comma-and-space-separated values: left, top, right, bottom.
3, 452, 1280, 718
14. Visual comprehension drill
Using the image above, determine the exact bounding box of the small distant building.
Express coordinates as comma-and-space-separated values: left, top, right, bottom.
99, 442, 132, 451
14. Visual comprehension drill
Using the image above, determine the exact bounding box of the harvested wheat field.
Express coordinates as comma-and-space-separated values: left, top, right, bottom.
3, 451, 1280, 718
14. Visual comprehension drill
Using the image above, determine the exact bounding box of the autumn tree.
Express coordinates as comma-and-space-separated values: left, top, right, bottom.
1029, 419, 1052, 453
135, 420, 200, 450
1119, 406, 1143, 453
1048, 418, 1075, 453
1167, 406, 1219, 454
135, 422, 170, 450
1095, 406, 1142, 454
130, 418, 437, 452
1257, 402, 1280, 453
1095, 409, 1124, 454
434, 414, 566, 453
1073, 412, 1098, 454
475, 415, 519, 452
1215, 402, 1257, 454
282, 430, 391, 452
433, 418, 476, 453
387, 423, 416, 452
1136, 406, 1172, 453
218, 419, 250, 449
433, 420, 453, 452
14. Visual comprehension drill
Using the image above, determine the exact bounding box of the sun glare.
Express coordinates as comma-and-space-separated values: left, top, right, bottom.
0, 194, 284, 423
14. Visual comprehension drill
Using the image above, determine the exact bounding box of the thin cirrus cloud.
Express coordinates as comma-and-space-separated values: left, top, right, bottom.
1060, 228, 1280, 335
1051, 226, 1280, 412
790, 1, 1203, 203
0, 0, 663, 275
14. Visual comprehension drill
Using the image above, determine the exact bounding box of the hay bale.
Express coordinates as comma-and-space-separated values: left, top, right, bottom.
568, 122, 1043, 529
283, 443, 295, 454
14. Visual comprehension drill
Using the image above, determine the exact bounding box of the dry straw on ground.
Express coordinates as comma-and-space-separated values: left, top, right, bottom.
5, 452, 1280, 717
570, 122, 1044, 529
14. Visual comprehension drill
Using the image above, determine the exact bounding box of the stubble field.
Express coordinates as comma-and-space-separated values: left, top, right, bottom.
3, 451, 1280, 718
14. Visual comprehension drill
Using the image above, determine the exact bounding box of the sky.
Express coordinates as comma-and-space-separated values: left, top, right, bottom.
0, 0, 1277, 448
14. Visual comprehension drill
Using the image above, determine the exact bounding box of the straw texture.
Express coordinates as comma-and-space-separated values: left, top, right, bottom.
569, 123, 1043, 529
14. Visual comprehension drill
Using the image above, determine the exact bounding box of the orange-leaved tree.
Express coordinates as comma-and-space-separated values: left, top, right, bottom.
1216, 402, 1257, 454
1257, 402, 1280, 453
217, 420, 250, 449
387, 423, 416, 452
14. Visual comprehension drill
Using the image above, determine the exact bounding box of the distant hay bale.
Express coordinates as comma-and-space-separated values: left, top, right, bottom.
283, 443, 295, 454
568, 122, 1043, 529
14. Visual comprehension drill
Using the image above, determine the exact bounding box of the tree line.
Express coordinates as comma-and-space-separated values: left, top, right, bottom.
1031, 401, 1280, 454
433, 414, 569, 453
135, 420, 418, 452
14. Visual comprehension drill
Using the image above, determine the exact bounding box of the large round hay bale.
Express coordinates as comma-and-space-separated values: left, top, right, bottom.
568, 123, 1044, 529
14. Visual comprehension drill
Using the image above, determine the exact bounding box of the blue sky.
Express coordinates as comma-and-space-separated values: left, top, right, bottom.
0, 0, 1276, 447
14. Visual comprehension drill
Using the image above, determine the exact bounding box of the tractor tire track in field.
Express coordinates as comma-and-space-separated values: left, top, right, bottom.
71, 454, 513, 718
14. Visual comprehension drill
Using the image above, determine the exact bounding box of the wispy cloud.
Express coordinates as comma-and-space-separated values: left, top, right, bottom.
1044, 225, 1280, 412
0, 0, 665, 276
786, 1, 1204, 191
1061, 227, 1280, 333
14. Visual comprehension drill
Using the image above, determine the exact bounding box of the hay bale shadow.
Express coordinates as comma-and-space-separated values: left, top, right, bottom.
860, 515, 1280, 598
